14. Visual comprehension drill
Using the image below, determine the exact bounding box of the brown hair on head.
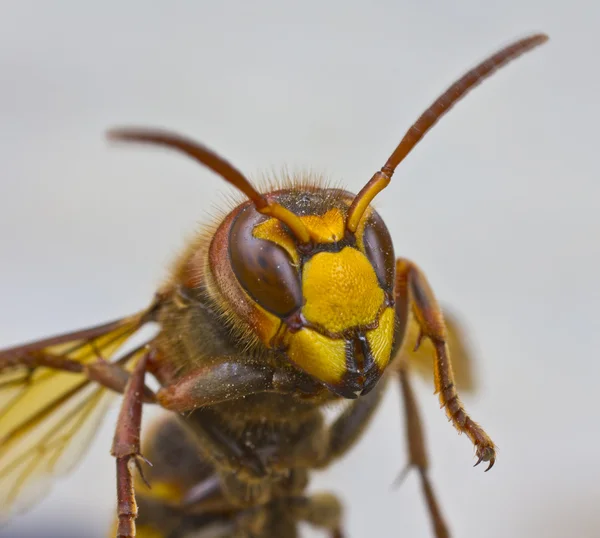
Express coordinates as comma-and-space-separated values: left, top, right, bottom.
346, 33, 549, 233
107, 128, 312, 244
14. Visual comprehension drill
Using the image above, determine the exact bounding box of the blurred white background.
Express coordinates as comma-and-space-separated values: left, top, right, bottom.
1, 1, 598, 537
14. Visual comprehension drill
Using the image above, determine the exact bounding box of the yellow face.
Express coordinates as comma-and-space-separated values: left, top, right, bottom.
286, 247, 394, 396
230, 205, 396, 398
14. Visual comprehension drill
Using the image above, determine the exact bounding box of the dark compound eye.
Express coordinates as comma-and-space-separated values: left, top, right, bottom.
229, 206, 303, 318
360, 210, 395, 294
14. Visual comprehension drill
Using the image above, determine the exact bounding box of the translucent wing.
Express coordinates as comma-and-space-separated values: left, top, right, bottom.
0, 306, 158, 522
399, 307, 476, 392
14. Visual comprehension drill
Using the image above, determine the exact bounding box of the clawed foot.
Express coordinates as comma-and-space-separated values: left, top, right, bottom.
474, 444, 496, 472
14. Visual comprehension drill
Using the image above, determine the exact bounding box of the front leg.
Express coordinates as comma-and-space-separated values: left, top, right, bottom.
157, 360, 319, 470
396, 363, 449, 538
111, 352, 153, 538
395, 258, 496, 469
318, 375, 387, 467
182, 406, 269, 479
112, 353, 308, 537
156, 360, 318, 412
156, 360, 320, 511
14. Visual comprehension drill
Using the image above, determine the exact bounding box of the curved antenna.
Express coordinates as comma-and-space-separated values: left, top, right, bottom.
346, 33, 549, 233
107, 128, 312, 244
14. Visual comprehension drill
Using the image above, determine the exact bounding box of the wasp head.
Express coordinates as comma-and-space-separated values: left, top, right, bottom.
223, 188, 396, 398
105, 130, 401, 398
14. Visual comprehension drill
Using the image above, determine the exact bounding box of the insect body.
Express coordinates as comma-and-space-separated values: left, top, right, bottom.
0, 34, 548, 538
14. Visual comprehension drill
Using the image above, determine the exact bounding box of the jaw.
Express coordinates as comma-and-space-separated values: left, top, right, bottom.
283, 310, 394, 400
317, 334, 384, 399
343, 334, 384, 396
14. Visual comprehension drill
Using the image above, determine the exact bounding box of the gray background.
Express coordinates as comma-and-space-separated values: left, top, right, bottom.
1, 1, 598, 537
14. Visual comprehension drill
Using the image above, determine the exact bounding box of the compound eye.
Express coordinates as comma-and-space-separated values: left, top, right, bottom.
229, 207, 303, 318
361, 211, 395, 293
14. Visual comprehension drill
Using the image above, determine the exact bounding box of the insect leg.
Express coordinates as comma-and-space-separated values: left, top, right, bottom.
181, 407, 268, 480
156, 360, 319, 413
1, 346, 156, 401
395, 258, 496, 469
111, 351, 151, 538
86, 355, 156, 402
317, 376, 387, 467
157, 360, 318, 480
396, 363, 449, 538
156, 360, 321, 508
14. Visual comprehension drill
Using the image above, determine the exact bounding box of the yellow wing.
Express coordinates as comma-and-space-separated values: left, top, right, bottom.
0, 306, 157, 522
399, 307, 476, 393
